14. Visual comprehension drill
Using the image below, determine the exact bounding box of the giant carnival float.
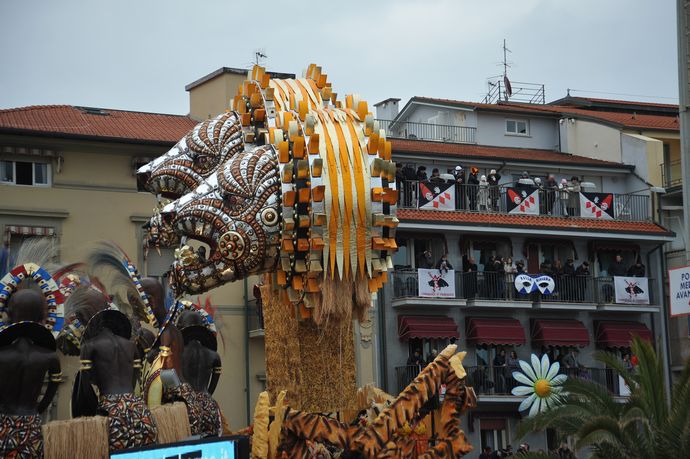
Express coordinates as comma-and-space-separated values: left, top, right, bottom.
0, 65, 476, 458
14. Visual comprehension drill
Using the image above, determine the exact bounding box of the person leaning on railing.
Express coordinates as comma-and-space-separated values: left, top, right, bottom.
488, 169, 501, 211
453, 166, 466, 210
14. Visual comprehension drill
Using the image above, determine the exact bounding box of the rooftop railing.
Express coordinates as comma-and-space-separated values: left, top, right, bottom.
377, 119, 476, 144
391, 270, 655, 305
397, 180, 651, 221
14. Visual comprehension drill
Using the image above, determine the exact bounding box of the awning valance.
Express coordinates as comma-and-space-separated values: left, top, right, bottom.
532, 319, 590, 348
465, 317, 526, 346
595, 321, 652, 348
398, 315, 459, 340
4, 225, 56, 244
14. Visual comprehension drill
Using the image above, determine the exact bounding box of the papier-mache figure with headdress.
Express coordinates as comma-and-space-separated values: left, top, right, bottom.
0, 251, 65, 458
75, 308, 158, 452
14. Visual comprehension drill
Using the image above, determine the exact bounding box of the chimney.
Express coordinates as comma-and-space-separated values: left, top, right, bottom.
374, 98, 401, 121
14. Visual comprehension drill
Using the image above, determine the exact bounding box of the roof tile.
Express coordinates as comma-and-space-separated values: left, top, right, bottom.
391, 138, 629, 168
0, 105, 197, 144
410, 96, 679, 132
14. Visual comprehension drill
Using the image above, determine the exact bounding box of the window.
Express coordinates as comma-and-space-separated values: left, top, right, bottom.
408, 338, 451, 362
134, 159, 150, 192
505, 119, 529, 136
0, 160, 50, 186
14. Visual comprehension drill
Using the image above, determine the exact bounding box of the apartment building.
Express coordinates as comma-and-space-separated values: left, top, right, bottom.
376, 96, 674, 452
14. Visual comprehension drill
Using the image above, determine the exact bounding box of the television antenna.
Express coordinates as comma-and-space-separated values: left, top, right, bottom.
254, 49, 268, 66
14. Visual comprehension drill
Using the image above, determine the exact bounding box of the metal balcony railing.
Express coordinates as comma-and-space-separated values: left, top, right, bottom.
396, 180, 651, 221
391, 270, 655, 305
661, 159, 682, 189
377, 119, 476, 144
395, 365, 625, 396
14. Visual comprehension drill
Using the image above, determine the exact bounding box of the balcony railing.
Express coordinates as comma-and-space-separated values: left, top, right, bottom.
391, 270, 655, 305
397, 180, 651, 221
395, 365, 625, 396
661, 159, 682, 189
378, 119, 476, 144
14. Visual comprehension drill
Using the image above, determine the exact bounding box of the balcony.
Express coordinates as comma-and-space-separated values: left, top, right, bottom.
377, 119, 476, 144
391, 270, 657, 311
397, 181, 651, 221
395, 365, 625, 397
661, 159, 682, 189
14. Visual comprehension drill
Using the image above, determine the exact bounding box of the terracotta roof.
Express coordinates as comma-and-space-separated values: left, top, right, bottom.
397, 208, 672, 236
533, 105, 679, 132
391, 138, 631, 169
0, 105, 198, 145
407, 96, 679, 132
410, 97, 558, 116
551, 96, 678, 110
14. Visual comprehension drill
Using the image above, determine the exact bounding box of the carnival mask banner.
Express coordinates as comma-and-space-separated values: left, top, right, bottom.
613, 276, 650, 304
418, 181, 455, 211
579, 192, 614, 219
506, 187, 539, 215
514, 273, 555, 295
418, 268, 456, 298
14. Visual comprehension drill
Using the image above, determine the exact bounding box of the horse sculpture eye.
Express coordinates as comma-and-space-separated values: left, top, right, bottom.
225, 194, 245, 207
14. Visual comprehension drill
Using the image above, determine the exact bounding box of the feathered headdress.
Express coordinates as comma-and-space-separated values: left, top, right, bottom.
86, 241, 158, 328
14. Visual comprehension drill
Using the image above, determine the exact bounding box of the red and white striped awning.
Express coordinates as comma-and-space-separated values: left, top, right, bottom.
4, 225, 55, 243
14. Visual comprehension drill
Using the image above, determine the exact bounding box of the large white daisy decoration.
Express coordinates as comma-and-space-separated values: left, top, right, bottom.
512, 354, 567, 417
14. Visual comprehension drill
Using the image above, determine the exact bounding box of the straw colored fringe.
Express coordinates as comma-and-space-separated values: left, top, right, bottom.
316, 275, 352, 325
262, 280, 303, 406
353, 278, 372, 323
42, 416, 109, 459
297, 318, 357, 412
151, 402, 191, 444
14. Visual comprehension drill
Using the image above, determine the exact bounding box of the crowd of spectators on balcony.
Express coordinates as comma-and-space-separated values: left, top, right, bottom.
395, 163, 593, 217
411, 249, 647, 304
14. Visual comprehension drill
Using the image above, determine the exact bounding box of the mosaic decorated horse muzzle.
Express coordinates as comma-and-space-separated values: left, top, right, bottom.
162, 145, 281, 295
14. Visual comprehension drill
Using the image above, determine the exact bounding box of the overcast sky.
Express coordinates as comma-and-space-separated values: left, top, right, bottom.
0, 0, 679, 115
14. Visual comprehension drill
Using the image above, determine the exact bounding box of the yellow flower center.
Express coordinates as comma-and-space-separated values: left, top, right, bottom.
534, 379, 551, 398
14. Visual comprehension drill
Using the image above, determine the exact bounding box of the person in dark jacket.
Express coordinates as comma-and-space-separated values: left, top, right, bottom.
401, 163, 416, 206
418, 250, 434, 269
429, 168, 444, 183
545, 174, 558, 215
562, 258, 576, 301
608, 254, 628, 277
464, 256, 478, 298
454, 166, 466, 210
416, 166, 428, 181
488, 169, 501, 211
627, 259, 646, 277
574, 261, 590, 301
436, 254, 453, 273
467, 167, 480, 210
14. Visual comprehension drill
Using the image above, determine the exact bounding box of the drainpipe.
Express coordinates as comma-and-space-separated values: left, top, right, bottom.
244, 277, 251, 425
647, 242, 672, 402
378, 288, 389, 392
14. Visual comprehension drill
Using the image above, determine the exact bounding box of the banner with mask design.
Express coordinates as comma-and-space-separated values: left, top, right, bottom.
418, 269, 456, 298
613, 276, 649, 304
514, 273, 555, 295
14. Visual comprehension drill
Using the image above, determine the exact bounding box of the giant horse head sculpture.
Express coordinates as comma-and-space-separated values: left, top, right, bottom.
141, 65, 399, 309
